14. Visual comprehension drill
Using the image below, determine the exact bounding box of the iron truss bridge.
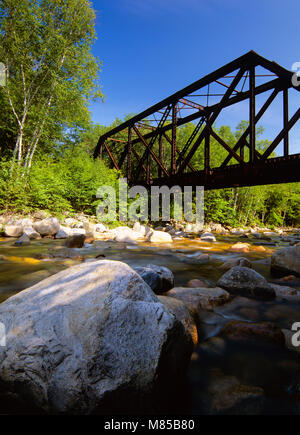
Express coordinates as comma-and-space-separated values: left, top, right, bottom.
94, 51, 300, 190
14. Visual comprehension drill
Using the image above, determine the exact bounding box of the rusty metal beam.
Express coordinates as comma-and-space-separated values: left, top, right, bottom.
133, 126, 170, 177
261, 108, 300, 160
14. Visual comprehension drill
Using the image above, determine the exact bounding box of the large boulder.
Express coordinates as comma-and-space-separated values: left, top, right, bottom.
218, 266, 275, 300
0, 260, 192, 414
33, 218, 60, 236
134, 264, 174, 294
165, 287, 232, 314
271, 245, 300, 276
147, 230, 173, 243
4, 224, 23, 238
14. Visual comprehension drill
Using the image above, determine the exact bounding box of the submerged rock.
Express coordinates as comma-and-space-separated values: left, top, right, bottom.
0, 260, 192, 414
206, 375, 265, 415
271, 245, 300, 276
220, 320, 285, 347
187, 279, 210, 288
218, 266, 275, 300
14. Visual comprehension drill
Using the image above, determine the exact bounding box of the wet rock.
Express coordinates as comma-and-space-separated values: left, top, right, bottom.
4, 224, 23, 238
187, 279, 210, 288
178, 252, 210, 264
251, 245, 266, 253
165, 287, 232, 313
269, 283, 299, 297
210, 223, 226, 234
0, 260, 192, 414
251, 231, 262, 239
220, 320, 285, 347
229, 243, 250, 253
158, 296, 198, 348
271, 245, 300, 276
64, 234, 86, 249
218, 266, 275, 300
147, 230, 173, 243
14, 234, 30, 246
200, 232, 216, 242
134, 264, 174, 294
33, 218, 60, 236
207, 375, 265, 415
219, 257, 252, 271
146, 264, 174, 291
23, 226, 40, 240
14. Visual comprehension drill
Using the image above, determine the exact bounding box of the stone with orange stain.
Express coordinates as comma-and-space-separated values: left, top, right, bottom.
229, 243, 250, 253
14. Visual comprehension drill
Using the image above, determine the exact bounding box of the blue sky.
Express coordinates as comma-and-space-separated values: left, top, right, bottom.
90, 0, 300, 153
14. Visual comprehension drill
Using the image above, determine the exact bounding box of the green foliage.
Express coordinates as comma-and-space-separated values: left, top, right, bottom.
0, 151, 119, 215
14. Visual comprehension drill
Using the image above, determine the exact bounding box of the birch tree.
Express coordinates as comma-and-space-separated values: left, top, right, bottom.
0, 0, 102, 170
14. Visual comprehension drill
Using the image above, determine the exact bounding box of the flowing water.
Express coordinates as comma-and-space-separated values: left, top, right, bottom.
0, 234, 300, 414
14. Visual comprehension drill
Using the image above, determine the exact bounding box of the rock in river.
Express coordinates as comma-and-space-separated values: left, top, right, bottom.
64, 233, 86, 248
158, 296, 198, 348
0, 260, 192, 414
4, 224, 23, 238
33, 217, 60, 236
134, 264, 174, 294
147, 230, 173, 243
271, 245, 300, 276
220, 320, 285, 347
218, 266, 276, 300
165, 287, 232, 314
